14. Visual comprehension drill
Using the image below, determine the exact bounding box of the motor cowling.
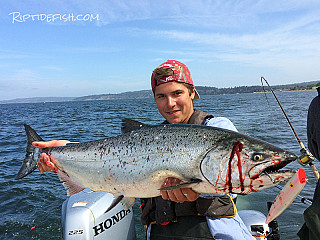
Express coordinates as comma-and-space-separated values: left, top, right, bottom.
61, 188, 136, 239
238, 210, 271, 240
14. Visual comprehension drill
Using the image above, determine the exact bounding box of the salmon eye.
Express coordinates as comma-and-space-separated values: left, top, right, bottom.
252, 154, 262, 161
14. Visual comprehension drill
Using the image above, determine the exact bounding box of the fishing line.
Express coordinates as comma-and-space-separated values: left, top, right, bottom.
261, 77, 302, 145
261, 80, 271, 107
261, 77, 319, 180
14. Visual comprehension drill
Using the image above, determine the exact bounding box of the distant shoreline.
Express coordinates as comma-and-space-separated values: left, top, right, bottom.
253, 88, 317, 94
1, 81, 319, 104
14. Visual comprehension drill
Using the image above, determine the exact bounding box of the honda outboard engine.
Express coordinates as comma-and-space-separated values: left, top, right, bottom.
239, 210, 270, 240
238, 209, 280, 240
61, 188, 136, 239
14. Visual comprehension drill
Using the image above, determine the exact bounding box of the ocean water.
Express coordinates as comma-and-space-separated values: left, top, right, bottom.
1, 90, 319, 239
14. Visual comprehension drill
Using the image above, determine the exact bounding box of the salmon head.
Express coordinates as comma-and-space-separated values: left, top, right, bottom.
200, 134, 297, 194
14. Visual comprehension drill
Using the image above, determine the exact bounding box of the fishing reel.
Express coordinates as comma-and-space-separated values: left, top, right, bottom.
298, 147, 319, 180
298, 148, 315, 166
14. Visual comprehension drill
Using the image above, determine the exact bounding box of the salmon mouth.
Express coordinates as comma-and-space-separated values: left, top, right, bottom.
263, 151, 297, 173
251, 169, 296, 180
250, 151, 297, 180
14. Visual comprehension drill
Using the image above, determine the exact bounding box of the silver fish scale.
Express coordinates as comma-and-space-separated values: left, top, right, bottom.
49, 124, 234, 197
48, 124, 295, 197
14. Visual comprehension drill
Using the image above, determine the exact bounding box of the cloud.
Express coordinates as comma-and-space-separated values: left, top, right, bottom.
1, 0, 320, 98
0, 67, 146, 100
0, 69, 43, 100
3, 0, 320, 28
0, 49, 37, 59
41, 65, 64, 71
56, 46, 124, 54
134, 4, 320, 74
2, 0, 153, 25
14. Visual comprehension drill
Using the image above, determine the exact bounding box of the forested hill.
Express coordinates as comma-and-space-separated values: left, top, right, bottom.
74, 80, 320, 101
1, 80, 319, 104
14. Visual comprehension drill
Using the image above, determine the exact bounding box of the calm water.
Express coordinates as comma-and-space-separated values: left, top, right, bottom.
1, 91, 319, 239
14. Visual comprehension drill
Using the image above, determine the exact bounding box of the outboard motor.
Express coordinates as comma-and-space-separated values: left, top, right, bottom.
238, 210, 270, 240
61, 188, 136, 239
238, 203, 280, 240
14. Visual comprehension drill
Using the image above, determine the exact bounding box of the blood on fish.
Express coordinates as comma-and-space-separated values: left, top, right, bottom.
227, 141, 244, 192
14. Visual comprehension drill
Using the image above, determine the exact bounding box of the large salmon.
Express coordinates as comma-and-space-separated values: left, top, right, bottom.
16, 119, 297, 209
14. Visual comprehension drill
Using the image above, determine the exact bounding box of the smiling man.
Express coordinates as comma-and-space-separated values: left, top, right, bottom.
140, 60, 254, 240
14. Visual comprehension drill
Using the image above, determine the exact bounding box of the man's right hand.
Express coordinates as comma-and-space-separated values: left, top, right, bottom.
32, 140, 70, 173
160, 177, 200, 203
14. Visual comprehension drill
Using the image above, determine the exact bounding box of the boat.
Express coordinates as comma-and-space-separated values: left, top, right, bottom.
61, 189, 280, 240
62, 189, 136, 240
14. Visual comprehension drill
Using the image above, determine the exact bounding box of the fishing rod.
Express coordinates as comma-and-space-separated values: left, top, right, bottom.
261, 77, 319, 180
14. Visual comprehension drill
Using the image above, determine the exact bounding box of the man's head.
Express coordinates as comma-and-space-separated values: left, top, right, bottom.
151, 60, 200, 100
151, 60, 200, 124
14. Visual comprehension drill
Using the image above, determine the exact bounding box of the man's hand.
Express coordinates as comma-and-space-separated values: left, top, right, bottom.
32, 140, 70, 173
160, 177, 200, 203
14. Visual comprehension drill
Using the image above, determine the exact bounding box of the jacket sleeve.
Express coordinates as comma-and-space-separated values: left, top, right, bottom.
298, 91, 320, 240
307, 94, 320, 160
204, 117, 238, 132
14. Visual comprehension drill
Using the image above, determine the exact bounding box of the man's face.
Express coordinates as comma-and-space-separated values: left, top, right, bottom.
154, 82, 195, 124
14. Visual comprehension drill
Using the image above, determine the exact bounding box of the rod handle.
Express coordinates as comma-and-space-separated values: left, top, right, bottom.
309, 162, 320, 180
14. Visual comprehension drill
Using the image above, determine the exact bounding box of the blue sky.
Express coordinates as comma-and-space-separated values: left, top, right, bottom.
1, 0, 320, 100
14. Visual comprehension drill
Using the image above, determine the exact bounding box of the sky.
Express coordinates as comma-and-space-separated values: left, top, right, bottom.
0, 0, 320, 101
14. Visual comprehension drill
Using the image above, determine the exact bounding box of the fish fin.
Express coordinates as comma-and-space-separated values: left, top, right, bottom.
121, 197, 136, 210
105, 195, 124, 213
160, 178, 203, 191
57, 170, 85, 196
15, 124, 45, 180
104, 195, 136, 213
121, 118, 147, 134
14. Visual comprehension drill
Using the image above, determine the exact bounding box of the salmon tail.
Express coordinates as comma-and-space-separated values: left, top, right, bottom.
15, 124, 44, 180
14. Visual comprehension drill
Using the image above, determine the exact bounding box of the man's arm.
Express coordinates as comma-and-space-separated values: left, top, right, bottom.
32, 140, 70, 173
204, 117, 238, 132
160, 177, 200, 203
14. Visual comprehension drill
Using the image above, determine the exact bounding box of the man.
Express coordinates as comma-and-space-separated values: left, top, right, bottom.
140, 60, 253, 240
35, 60, 254, 239
298, 87, 320, 240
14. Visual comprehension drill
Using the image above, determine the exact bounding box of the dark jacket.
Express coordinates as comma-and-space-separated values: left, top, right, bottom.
298, 88, 320, 240
140, 109, 236, 226
307, 88, 320, 161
